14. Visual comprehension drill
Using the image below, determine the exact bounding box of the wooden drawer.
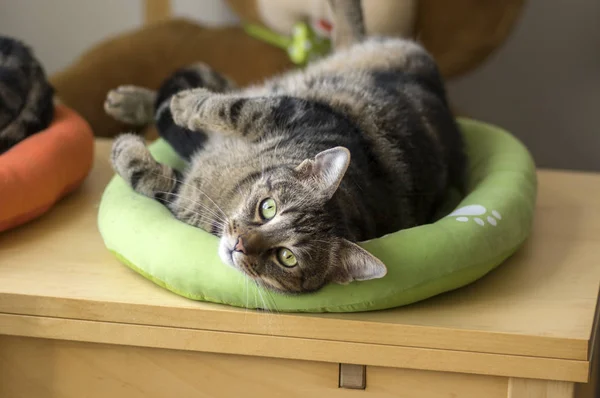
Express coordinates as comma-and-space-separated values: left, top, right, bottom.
1, 335, 336, 398
0, 335, 510, 398
367, 367, 506, 398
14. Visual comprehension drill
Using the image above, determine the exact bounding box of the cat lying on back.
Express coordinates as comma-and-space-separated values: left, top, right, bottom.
104, 0, 466, 294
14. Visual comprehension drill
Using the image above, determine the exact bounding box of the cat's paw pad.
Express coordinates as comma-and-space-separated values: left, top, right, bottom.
104, 85, 154, 125
170, 88, 211, 130
447, 205, 502, 227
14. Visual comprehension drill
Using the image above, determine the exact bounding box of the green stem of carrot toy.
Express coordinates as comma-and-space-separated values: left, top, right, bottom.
244, 22, 332, 66
244, 24, 292, 49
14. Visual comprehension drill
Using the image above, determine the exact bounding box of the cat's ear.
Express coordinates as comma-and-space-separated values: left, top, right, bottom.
329, 239, 387, 285
295, 147, 351, 199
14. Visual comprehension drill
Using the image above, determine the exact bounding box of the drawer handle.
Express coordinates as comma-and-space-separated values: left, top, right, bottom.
339, 364, 366, 390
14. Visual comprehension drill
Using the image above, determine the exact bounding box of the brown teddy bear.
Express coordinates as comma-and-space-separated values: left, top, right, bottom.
50, 0, 525, 139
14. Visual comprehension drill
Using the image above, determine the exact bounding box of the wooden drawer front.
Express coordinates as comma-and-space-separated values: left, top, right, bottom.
0, 336, 343, 398
0, 336, 340, 398
367, 366, 507, 398
0, 335, 513, 398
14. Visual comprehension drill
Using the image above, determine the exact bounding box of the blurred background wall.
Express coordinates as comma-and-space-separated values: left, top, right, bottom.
0, 0, 239, 74
447, 0, 600, 172
0, 0, 597, 171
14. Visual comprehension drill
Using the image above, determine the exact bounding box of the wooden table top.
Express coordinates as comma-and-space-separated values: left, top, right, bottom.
1, 139, 599, 382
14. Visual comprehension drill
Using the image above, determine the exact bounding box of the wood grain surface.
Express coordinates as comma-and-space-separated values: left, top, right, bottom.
0, 139, 599, 381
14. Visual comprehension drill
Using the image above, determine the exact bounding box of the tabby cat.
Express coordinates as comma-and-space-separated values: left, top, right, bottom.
0, 36, 54, 154
104, 0, 466, 294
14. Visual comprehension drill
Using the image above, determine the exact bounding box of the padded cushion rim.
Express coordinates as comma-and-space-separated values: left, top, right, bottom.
98, 118, 537, 313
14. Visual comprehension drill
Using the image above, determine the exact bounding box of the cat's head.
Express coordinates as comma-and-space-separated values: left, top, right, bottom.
218, 146, 387, 294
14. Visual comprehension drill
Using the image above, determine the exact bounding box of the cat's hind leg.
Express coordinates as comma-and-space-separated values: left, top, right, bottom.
155, 62, 237, 106
111, 133, 181, 206
170, 88, 299, 142
104, 85, 156, 125
154, 63, 238, 160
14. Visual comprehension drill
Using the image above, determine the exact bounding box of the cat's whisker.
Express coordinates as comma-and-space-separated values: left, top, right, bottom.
256, 287, 268, 312
173, 184, 227, 221
253, 283, 259, 311
154, 196, 227, 229
244, 276, 250, 321
157, 191, 227, 225
154, 181, 227, 221
150, 170, 228, 219
256, 284, 280, 335
154, 188, 228, 223
262, 289, 280, 314
256, 286, 279, 329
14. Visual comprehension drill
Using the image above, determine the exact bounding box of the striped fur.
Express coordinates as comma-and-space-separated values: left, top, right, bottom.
0, 37, 54, 154
106, 24, 466, 294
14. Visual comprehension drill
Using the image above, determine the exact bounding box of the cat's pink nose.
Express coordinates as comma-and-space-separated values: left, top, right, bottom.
234, 236, 246, 254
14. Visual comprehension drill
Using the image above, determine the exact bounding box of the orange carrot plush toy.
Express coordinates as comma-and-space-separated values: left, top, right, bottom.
0, 37, 94, 232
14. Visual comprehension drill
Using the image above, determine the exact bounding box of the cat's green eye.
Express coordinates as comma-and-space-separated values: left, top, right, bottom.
259, 198, 277, 220
277, 248, 297, 268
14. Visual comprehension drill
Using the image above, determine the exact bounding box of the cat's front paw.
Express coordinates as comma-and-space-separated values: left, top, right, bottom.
110, 133, 149, 181
170, 88, 211, 131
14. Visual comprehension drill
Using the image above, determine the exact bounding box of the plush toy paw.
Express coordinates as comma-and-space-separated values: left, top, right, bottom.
104, 85, 156, 126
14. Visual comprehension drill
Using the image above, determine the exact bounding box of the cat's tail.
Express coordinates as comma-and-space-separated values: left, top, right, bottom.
328, 0, 365, 50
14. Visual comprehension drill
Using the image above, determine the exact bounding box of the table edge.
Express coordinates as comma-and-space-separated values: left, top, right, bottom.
0, 312, 589, 383
0, 292, 591, 361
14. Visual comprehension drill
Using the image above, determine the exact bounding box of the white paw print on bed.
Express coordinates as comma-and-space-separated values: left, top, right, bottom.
446, 205, 502, 227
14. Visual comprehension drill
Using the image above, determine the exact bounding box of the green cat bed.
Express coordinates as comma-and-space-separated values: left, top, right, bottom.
98, 118, 537, 312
